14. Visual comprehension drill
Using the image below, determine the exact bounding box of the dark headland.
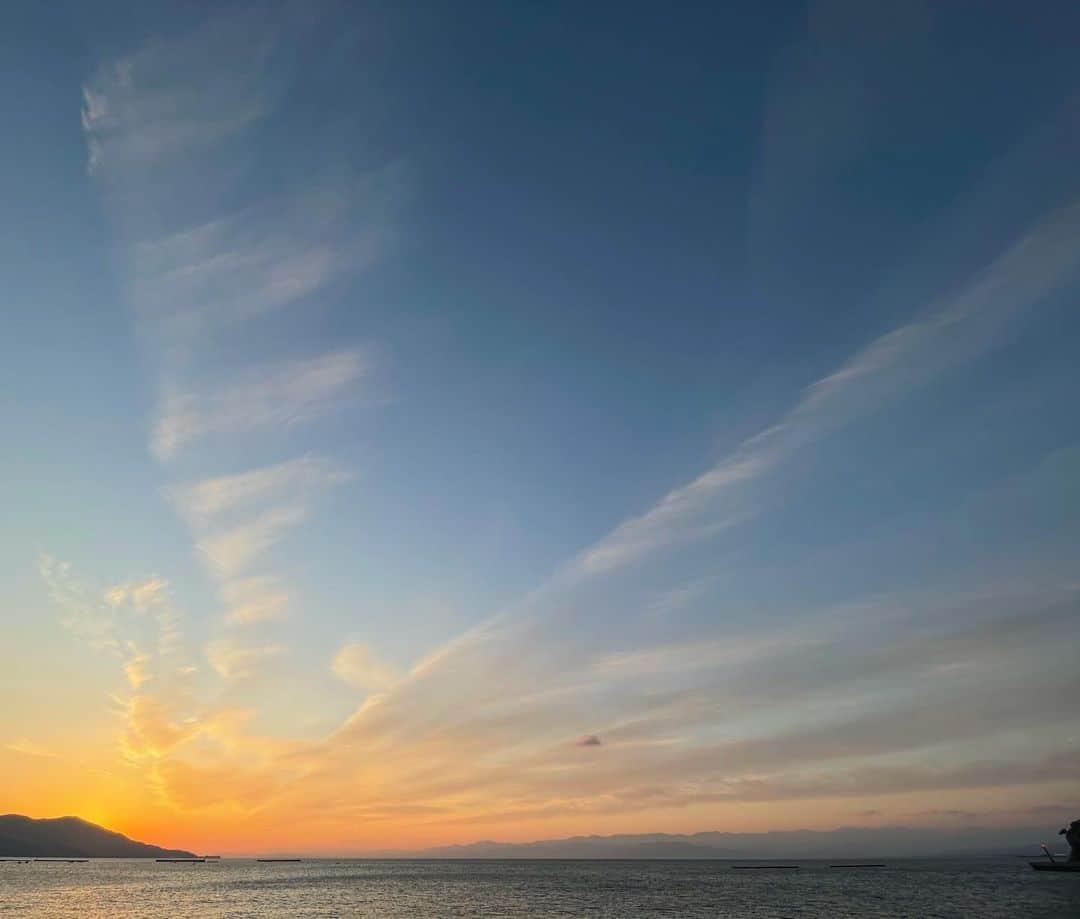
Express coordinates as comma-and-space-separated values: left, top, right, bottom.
0, 814, 194, 858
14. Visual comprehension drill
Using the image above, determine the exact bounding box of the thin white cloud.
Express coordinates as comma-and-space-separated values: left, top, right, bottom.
131, 178, 400, 339
41, 558, 193, 697
170, 456, 349, 529
171, 457, 348, 623
80, 13, 394, 728
197, 505, 307, 578
123, 644, 153, 689
3, 738, 57, 759
104, 576, 168, 612
78, 5, 406, 360
40, 555, 121, 653
80, 10, 276, 174
206, 638, 286, 682
104, 576, 183, 658
331, 642, 400, 692
153, 350, 369, 459
574, 199, 1080, 575
59, 9, 1080, 840
133, 209, 334, 324
220, 576, 290, 625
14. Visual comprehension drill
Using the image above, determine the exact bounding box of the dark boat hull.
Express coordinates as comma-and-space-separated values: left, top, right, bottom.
1030, 862, 1080, 872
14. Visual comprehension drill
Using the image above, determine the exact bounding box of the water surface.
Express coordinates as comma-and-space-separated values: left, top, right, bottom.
2, 857, 1077, 917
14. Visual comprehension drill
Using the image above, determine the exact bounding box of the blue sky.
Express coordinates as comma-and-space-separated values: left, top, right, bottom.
1, 1, 1078, 850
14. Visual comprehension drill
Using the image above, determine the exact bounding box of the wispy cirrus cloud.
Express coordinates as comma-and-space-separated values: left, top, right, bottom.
197, 504, 308, 579
574, 199, 1080, 575
103, 576, 168, 611
153, 350, 370, 459
41, 557, 186, 666
80, 10, 397, 724
122, 645, 153, 689
38, 556, 214, 778
40, 554, 121, 653
81, 9, 399, 490
279, 194, 1080, 835
81, 10, 277, 175
131, 176, 401, 341
54, 5, 1080, 847
219, 576, 290, 625
172, 456, 348, 621
331, 641, 400, 693
206, 638, 286, 682
132, 211, 338, 332
103, 575, 183, 658
417, 748, 1079, 828
170, 455, 349, 529
121, 694, 200, 759
2, 739, 57, 760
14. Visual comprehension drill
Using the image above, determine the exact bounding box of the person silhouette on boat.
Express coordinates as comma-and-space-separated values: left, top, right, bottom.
1061, 819, 1080, 863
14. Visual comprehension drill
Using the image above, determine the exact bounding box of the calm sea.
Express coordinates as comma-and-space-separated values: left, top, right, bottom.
1, 857, 1077, 917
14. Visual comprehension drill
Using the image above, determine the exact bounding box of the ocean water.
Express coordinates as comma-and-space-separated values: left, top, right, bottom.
1, 857, 1077, 917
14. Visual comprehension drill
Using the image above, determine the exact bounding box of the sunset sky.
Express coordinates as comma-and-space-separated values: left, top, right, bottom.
2, 1, 1079, 855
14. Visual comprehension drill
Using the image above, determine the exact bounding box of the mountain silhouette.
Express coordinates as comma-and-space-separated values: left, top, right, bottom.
0, 814, 194, 858
411, 825, 1052, 859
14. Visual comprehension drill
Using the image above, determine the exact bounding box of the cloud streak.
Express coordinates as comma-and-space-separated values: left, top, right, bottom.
153, 350, 370, 459
198, 505, 307, 578
206, 638, 286, 682
574, 199, 1080, 575
50, 7, 1080, 850
131, 178, 400, 342
78, 13, 397, 766
81, 10, 276, 175
331, 642, 400, 693
170, 456, 349, 529
219, 576, 290, 626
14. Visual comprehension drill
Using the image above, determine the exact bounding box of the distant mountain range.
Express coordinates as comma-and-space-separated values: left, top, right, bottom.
1, 814, 1060, 860
411, 826, 1053, 859
0, 815, 194, 858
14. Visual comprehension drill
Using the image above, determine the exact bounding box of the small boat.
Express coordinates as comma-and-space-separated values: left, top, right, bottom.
257, 858, 302, 862
156, 858, 206, 863
1030, 843, 1080, 872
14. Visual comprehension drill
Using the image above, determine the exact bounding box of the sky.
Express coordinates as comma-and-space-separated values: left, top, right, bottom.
1, 0, 1078, 855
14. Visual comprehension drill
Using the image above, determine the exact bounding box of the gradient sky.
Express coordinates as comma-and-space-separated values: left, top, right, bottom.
2, 1, 1079, 855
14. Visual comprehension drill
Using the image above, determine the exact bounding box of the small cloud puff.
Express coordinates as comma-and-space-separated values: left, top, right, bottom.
104, 577, 168, 612
206, 638, 285, 681
331, 641, 399, 692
